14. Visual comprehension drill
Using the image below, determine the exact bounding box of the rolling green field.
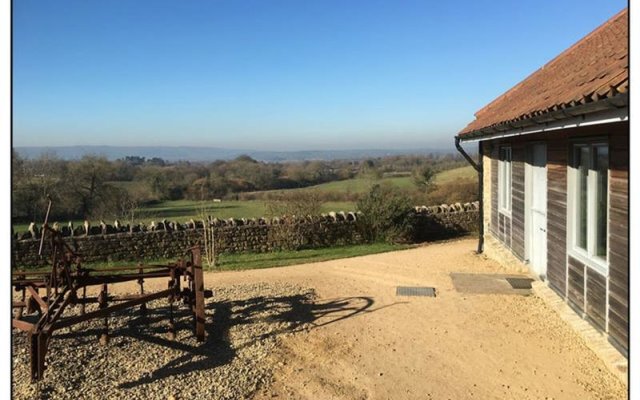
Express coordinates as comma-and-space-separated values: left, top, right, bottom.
304, 175, 414, 194
245, 175, 412, 198
433, 165, 475, 184
137, 200, 356, 221
247, 165, 474, 198
13, 166, 475, 233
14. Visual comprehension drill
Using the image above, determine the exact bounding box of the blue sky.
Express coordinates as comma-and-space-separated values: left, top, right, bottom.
12, 0, 626, 150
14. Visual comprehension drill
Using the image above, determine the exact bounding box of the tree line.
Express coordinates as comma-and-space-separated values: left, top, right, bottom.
12, 150, 470, 224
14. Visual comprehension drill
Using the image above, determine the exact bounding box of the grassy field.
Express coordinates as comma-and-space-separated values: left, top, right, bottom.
303, 175, 414, 194
245, 165, 474, 198
213, 242, 409, 271
12, 200, 356, 233
137, 200, 356, 221
245, 175, 413, 198
433, 165, 475, 184
13, 166, 475, 233
17, 243, 409, 272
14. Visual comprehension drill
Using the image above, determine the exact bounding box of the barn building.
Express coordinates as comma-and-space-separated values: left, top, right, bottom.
455, 9, 629, 354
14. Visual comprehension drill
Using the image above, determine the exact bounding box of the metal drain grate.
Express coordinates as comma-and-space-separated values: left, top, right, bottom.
505, 277, 534, 289
396, 286, 436, 297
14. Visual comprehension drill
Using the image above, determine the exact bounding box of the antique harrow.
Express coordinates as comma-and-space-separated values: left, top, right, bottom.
12, 204, 212, 382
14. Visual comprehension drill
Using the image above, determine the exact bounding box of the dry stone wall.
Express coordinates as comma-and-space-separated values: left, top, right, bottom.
12, 202, 479, 267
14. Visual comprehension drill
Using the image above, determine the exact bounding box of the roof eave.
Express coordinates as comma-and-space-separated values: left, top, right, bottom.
457, 93, 629, 142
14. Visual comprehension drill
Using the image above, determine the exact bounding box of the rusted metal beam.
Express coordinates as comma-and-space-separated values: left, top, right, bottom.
82, 265, 171, 273
14, 217, 210, 383
54, 288, 174, 331
79, 271, 171, 286
192, 248, 206, 342
26, 286, 48, 311
12, 319, 35, 332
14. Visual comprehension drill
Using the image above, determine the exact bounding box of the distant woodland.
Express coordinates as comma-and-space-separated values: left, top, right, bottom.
12, 151, 476, 224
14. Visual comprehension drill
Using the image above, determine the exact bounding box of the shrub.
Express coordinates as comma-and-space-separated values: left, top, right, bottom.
265, 190, 323, 217
356, 183, 413, 243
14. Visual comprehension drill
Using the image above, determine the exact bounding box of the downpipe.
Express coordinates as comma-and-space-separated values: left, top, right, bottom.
454, 136, 484, 254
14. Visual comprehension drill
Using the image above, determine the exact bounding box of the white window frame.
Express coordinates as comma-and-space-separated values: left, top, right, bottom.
567, 141, 609, 275
498, 146, 512, 215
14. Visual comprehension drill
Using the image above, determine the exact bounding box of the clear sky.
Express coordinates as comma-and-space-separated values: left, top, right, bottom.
12, 0, 627, 151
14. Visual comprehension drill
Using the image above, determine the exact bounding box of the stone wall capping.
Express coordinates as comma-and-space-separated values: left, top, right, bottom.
12, 202, 479, 267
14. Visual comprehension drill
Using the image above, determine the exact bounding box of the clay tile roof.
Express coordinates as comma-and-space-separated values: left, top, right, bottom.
458, 8, 628, 138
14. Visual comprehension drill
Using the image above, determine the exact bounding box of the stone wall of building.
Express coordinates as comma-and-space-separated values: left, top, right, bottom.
12, 202, 479, 267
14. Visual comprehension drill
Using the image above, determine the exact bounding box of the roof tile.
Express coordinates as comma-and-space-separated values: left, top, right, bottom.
459, 9, 628, 136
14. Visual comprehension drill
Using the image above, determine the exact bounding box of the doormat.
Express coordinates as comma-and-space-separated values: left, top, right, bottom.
450, 273, 533, 295
396, 286, 436, 297
505, 277, 534, 289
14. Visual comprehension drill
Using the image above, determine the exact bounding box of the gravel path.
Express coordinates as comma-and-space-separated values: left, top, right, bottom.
12, 282, 315, 400
12, 238, 627, 400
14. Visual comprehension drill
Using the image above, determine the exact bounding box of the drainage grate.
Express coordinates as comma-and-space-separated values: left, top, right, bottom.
396, 286, 436, 297
505, 277, 534, 289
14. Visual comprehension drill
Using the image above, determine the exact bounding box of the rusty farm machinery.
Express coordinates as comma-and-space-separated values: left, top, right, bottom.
12, 201, 213, 382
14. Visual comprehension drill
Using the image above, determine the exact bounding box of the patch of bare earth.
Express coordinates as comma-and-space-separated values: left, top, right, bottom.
13, 238, 626, 399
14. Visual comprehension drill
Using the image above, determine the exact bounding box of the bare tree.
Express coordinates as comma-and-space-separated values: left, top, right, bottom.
196, 200, 218, 269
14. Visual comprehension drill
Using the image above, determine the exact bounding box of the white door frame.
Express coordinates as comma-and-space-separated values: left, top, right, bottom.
525, 142, 548, 279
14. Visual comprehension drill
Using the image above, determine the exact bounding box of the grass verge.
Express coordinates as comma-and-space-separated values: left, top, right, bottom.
15, 243, 411, 273
214, 242, 410, 271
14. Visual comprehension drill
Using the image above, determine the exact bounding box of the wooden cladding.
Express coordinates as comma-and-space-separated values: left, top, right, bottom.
607, 126, 629, 352
511, 144, 525, 260
586, 269, 607, 330
567, 256, 585, 312
485, 121, 628, 355
546, 134, 568, 295
567, 256, 608, 332
490, 149, 499, 237
497, 212, 511, 247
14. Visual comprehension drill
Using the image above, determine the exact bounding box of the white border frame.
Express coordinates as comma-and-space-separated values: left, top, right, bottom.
497, 146, 512, 217
566, 140, 610, 276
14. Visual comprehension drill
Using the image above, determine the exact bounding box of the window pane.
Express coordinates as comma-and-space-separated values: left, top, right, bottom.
506, 158, 511, 210
498, 147, 511, 212
502, 161, 507, 208
594, 145, 608, 257
576, 146, 589, 250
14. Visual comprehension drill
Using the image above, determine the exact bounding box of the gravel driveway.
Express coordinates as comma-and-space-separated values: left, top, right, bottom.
12, 238, 627, 400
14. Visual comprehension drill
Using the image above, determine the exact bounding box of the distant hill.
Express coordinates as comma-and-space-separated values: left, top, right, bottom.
13, 145, 453, 162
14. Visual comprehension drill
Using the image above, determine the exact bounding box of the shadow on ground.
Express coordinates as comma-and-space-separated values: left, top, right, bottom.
52, 292, 396, 389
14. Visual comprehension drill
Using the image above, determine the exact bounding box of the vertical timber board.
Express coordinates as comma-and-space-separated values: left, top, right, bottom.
546, 134, 568, 295
607, 121, 629, 352
511, 142, 525, 260
585, 268, 607, 330
490, 144, 499, 236
567, 256, 585, 313
505, 214, 512, 248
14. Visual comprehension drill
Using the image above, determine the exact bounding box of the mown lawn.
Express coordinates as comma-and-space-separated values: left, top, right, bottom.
213, 242, 409, 271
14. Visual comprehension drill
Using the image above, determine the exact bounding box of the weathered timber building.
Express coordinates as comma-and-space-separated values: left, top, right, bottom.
456, 9, 628, 354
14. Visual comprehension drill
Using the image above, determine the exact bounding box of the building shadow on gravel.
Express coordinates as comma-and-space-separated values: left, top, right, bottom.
107, 293, 400, 388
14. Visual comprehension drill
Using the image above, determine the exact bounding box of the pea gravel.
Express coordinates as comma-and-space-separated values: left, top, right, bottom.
12, 282, 316, 400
